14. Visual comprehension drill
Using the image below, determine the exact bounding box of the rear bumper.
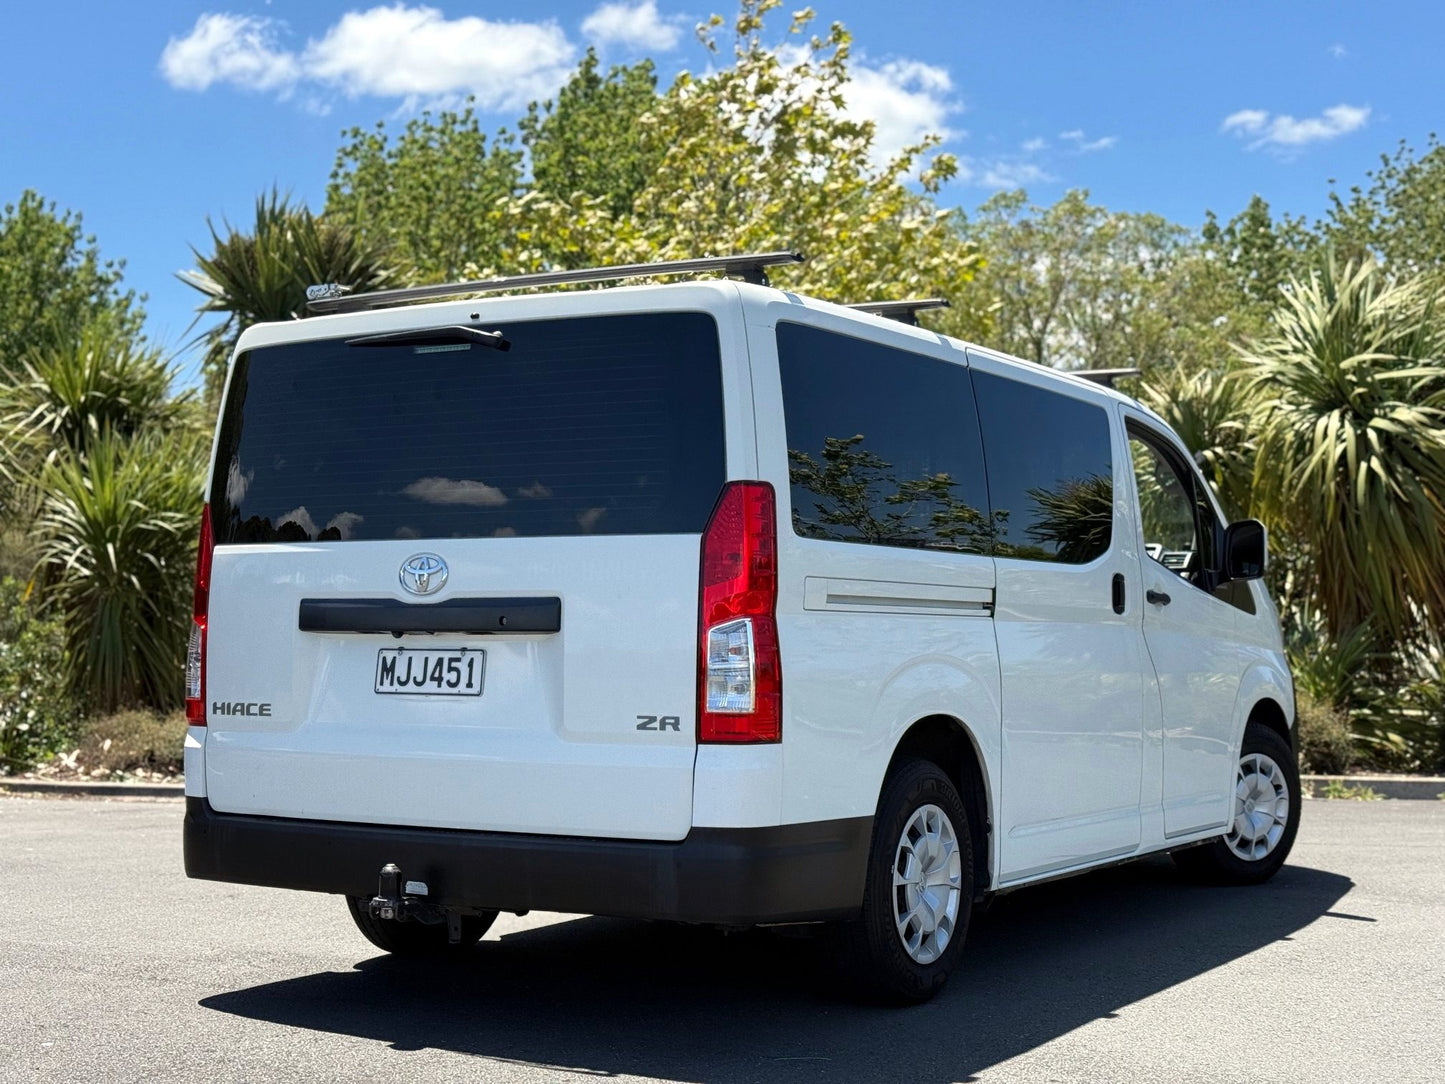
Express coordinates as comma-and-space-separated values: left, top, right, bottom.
183, 798, 870, 925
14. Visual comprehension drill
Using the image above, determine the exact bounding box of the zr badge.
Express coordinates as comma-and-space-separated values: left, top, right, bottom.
636, 715, 681, 732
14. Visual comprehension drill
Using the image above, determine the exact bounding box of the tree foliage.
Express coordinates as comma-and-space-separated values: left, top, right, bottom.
32, 427, 205, 712
327, 111, 523, 282
961, 189, 1193, 370
519, 48, 661, 218
0, 318, 191, 483
180, 189, 397, 394
545, 1, 979, 321
321, 1, 983, 330
1323, 134, 1445, 276
1201, 194, 1317, 314
0, 191, 142, 382
1241, 257, 1445, 645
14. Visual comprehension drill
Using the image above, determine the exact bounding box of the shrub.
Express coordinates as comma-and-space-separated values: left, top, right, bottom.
32, 427, 204, 712
1295, 689, 1356, 774
72, 709, 186, 776
0, 576, 81, 772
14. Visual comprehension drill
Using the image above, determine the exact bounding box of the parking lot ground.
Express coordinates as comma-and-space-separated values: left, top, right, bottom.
3, 796, 1443, 1083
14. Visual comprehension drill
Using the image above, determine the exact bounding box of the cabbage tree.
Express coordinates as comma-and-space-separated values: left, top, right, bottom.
1240, 257, 1445, 644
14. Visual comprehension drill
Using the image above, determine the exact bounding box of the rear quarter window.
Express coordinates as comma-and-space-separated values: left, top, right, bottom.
211, 311, 726, 543
776, 321, 992, 554
970, 369, 1114, 564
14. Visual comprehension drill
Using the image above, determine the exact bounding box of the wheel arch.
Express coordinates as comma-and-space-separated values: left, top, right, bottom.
884, 714, 994, 900
1231, 661, 1296, 761
1247, 696, 1293, 753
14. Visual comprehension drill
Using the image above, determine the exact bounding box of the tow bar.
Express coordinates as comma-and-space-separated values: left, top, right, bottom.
368, 862, 466, 943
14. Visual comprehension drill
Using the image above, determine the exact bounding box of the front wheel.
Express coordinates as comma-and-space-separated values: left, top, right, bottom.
346, 896, 497, 955
1172, 720, 1301, 884
838, 758, 973, 1003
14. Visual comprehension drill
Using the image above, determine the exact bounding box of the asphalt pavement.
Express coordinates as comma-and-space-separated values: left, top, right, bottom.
3, 796, 1442, 1083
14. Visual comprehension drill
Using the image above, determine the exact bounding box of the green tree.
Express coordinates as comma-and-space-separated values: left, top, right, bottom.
486, 1, 981, 330
519, 48, 661, 217
960, 189, 1189, 370
326, 108, 523, 280
1241, 256, 1445, 646
180, 190, 396, 396
0, 191, 143, 382
1323, 134, 1445, 276
1200, 194, 1317, 315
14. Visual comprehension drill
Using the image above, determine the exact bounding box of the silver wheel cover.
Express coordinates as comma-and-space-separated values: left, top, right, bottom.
891, 803, 963, 964
1225, 752, 1290, 861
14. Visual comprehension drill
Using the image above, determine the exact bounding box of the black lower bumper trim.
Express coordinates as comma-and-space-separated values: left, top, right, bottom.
184, 798, 870, 925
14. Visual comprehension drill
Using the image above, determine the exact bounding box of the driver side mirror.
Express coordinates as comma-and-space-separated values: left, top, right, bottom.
1223, 519, 1267, 580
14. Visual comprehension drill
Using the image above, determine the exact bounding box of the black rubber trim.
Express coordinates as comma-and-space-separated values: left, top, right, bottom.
298, 597, 560, 635
184, 798, 870, 925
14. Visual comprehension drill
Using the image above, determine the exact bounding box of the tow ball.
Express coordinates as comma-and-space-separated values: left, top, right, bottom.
368, 863, 466, 943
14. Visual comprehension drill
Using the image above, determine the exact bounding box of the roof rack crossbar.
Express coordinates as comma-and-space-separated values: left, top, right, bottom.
1073, 367, 1142, 387
306, 251, 805, 315
845, 298, 950, 326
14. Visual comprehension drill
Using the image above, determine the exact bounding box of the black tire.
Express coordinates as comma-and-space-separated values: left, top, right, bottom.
838, 758, 973, 1004
1172, 720, 1301, 885
345, 896, 497, 955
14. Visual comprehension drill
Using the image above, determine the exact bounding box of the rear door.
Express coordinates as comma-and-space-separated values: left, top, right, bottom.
203, 308, 734, 841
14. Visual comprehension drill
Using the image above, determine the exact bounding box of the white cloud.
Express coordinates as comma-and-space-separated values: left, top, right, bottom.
160, 5, 575, 112
581, 0, 684, 51
1021, 136, 1047, 152
303, 6, 573, 110
402, 477, 510, 506
1328, 43, 1347, 59
1222, 103, 1370, 150
1221, 109, 1269, 134
160, 13, 300, 92
978, 161, 1054, 189
844, 59, 957, 160
1059, 129, 1117, 153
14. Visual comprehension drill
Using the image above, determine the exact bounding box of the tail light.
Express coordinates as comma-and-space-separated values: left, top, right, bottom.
185, 504, 214, 725
698, 482, 781, 743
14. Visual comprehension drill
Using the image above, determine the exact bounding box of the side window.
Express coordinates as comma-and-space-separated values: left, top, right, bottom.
971, 370, 1114, 564
1128, 435, 1199, 576
1127, 425, 1228, 599
776, 322, 992, 554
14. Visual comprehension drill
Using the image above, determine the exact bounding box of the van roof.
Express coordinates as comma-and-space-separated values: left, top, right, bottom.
235, 275, 1153, 419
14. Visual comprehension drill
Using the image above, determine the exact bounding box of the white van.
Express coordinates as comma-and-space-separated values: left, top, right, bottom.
183, 253, 1299, 1003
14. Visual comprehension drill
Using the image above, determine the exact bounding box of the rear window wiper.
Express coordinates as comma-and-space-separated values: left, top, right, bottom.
345, 326, 510, 351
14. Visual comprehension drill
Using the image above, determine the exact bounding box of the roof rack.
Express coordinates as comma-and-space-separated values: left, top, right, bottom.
1073, 367, 1142, 387
305, 251, 806, 315
845, 298, 950, 326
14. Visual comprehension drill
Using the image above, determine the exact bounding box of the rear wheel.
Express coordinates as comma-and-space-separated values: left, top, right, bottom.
838, 758, 973, 1003
1172, 720, 1300, 884
345, 896, 497, 954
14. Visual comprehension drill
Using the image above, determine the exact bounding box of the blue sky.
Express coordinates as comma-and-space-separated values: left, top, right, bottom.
3, 1, 1441, 383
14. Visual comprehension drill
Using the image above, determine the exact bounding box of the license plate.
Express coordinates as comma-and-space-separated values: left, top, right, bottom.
374, 648, 485, 696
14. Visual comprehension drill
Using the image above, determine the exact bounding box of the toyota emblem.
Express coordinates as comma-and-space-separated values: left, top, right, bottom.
399, 553, 448, 596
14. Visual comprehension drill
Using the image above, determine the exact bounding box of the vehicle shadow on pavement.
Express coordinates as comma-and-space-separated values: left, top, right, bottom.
200, 856, 1351, 1082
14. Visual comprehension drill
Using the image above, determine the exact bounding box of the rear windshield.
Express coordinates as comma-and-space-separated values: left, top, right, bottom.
210, 312, 726, 544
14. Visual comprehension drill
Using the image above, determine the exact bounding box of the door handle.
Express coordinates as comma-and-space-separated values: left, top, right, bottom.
1146, 589, 1172, 606
1111, 574, 1126, 614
